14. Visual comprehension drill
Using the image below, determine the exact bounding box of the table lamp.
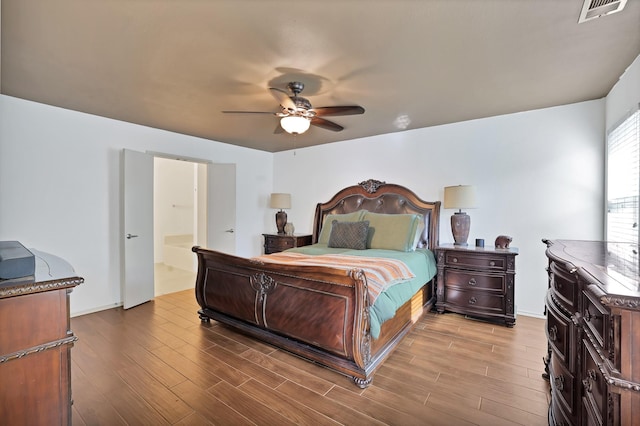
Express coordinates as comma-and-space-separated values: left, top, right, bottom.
270, 193, 291, 234
444, 185, 476, 246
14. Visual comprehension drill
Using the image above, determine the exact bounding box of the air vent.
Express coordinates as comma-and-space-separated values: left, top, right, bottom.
578, 0, 628, 23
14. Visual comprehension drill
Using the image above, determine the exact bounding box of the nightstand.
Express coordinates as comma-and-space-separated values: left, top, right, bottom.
262, 233, 313, 254
435, 244, 518, 326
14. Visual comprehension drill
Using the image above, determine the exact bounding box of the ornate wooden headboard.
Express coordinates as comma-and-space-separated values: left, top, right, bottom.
313, 179, 441, 250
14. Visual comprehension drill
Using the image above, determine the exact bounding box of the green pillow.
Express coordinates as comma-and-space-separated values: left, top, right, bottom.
363, 212, 422, 251
318, 210, 366, 244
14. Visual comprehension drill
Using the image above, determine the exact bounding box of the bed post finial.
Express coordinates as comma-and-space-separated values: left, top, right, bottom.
358, 179, 386, 193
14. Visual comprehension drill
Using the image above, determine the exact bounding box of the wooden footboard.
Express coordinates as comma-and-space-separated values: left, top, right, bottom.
193, 246, 434, 387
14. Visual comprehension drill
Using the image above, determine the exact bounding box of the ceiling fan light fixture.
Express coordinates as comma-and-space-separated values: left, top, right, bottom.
280, 116, 311, 134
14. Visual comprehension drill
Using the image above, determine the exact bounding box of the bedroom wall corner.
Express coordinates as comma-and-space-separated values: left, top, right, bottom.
606, 53, 640, 129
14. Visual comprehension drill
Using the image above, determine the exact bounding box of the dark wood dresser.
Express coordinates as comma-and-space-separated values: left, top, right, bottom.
435, 244, 518, 326
543, 239, 640, 425
0, 250, 83, 425
262, 233, 313, 254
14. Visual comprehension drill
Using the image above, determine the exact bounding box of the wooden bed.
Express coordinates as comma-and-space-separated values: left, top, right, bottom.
193, 179, 440, 387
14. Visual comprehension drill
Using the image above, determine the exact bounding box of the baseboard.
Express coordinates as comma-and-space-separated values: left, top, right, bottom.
71, 301, 123, 318
517, 310, 546, 319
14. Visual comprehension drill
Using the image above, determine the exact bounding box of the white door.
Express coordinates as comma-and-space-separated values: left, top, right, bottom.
123, 149, 155, 309
207, 163, 236, 254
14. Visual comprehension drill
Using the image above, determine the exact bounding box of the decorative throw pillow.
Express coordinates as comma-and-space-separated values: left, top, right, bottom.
318, 210, 367, 244
328, 220, 370, 250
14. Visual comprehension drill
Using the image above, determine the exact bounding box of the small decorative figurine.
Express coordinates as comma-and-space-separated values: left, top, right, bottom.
495, 235, 512, 249
284, 222, 295, 236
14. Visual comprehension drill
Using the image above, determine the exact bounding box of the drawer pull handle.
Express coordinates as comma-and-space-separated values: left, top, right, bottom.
489, 261, 496, 267
468, 278, 477, 286
554, 375, 565, 392
584, 310, 592, 321
452, 257, 458, 263
549, 325, 558, 342
583, 369, 597, 393
469, 297, 477, 305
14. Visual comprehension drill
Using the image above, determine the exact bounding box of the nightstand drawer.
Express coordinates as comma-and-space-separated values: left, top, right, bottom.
266, 239, 294, 251
444, 288, 504, 313
263, 234, 313, 254
444, 269, 504, 292
444, 252, 506, 271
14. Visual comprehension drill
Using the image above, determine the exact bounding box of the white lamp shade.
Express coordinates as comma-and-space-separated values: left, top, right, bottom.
270, 193, 291, 209
444, 185, 477, 209
280, 116, 311, 134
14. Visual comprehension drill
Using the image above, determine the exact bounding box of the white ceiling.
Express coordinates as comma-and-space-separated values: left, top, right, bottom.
2, 0, 639, 152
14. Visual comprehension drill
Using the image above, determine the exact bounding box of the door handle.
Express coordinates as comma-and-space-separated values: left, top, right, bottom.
126, 233, 139, 239
225, 229, 235, 233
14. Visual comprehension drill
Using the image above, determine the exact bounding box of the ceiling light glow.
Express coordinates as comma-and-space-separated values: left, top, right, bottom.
280, 116, 311, 134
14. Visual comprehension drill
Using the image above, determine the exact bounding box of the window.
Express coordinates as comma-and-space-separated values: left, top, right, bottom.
607, 107, 640, 244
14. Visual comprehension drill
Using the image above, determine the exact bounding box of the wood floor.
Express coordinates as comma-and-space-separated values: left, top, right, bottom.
70, 290, 550, 425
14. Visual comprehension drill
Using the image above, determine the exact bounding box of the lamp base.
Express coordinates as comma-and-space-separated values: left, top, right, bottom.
275, 210, 287, 234
451, 212, 470, 246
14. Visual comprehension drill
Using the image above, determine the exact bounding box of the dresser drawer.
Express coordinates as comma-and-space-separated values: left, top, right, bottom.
546, 291, 572, 368
444, 252, 506, 271
549, 351, 576, 420
582, 340, 607, 425
444, 269, 504, 292
582, 290, 609, 352
549, 261, 578, 313
444, 288, 504, 314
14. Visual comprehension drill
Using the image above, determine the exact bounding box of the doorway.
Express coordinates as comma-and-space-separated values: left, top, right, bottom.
153, 157, 205, 296
123, 149, 237, 308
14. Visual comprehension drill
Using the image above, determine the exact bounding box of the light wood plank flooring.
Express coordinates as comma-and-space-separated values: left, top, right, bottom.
70, 290, 550, 425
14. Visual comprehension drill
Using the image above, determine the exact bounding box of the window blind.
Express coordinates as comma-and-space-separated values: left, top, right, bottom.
607, 108, 640, 244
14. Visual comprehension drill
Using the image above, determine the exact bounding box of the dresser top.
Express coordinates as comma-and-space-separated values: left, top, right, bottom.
0, 249, 83, 297
544, 239, 640, 299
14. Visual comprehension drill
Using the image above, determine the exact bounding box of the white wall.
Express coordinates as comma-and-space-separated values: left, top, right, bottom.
274, 99, 606, 318
0, 95, 274, 316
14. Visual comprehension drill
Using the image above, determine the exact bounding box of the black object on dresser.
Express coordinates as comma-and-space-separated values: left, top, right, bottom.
435, 244, 518, 326
262, 233, 313, 254
543, 239, 640, 426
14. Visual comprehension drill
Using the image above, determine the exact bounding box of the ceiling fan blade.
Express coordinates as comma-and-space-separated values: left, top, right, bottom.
314, 106, 365, 116
222, 110, 278, 115
269, 87, 296, 110
310, 116, 344, 132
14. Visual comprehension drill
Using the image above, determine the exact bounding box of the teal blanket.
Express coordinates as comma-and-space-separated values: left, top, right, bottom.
286, 244, 437, 338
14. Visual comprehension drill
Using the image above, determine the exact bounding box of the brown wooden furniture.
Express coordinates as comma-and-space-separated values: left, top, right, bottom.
543, 239, 640, 425
0, 251, 83, 426
193, 179, 440, 388
262, 233, 313, 254
435, 244, 517, 326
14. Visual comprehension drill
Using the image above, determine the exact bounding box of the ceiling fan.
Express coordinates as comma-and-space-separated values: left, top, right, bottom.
223, 81, 365, 134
